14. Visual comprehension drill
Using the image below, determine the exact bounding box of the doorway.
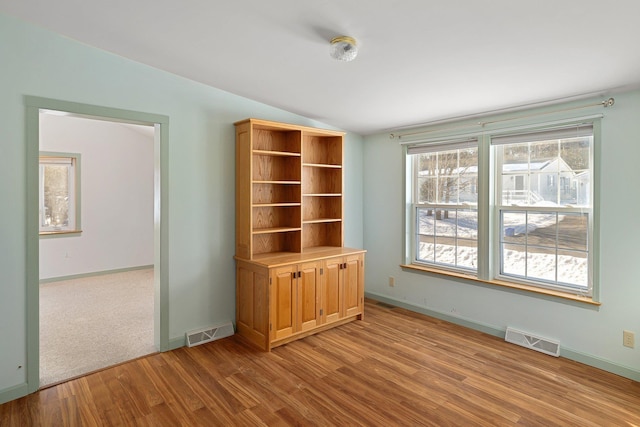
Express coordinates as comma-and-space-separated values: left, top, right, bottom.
38, 112, 155, 386
25, 97, 169, 394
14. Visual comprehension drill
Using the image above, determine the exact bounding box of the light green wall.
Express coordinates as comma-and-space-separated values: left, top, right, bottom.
0, 12, 364, 401
363, 90, 640, 380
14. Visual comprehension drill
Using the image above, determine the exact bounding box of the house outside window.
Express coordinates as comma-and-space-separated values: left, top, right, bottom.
406, 122, 596, 299
39, 153, 81, 236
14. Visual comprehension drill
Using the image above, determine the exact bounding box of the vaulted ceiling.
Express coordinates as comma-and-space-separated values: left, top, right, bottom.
2, 1, 640, 135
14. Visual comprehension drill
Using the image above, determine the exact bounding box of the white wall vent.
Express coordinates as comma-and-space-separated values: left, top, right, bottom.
186, 321, 234, 348
505, 327, 560, 357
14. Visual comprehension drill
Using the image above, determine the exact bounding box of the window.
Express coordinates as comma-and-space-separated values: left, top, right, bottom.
406, 122, 596, 298
410, 140, 478, 271
39, 153, 81, 235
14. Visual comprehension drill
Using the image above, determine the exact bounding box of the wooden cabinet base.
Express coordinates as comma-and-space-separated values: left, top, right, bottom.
235, 247, 365, 351
239, 314, 362, 351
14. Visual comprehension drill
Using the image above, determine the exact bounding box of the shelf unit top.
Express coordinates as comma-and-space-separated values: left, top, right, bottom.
234, 118, 345, 137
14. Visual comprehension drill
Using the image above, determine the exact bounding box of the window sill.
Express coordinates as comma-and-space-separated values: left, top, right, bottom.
39, 230, 82, 238
400, 263, 600, 306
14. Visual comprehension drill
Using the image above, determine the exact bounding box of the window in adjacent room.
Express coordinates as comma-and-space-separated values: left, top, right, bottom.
39, 153, 81, 236
406, 122, 596, 299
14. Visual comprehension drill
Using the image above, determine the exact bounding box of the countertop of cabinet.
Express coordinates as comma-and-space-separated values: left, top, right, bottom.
235, 246, 366, 268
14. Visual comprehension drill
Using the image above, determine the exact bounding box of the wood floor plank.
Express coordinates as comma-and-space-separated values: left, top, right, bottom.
2, 299, 640, 426
164, 348, 247, 419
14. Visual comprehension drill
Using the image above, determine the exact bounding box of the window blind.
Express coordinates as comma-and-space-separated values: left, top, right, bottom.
406, 138, 478, 155
491, 124, 593, 146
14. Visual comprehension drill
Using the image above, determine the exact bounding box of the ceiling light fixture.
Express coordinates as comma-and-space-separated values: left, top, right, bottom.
330, 36, 358, 62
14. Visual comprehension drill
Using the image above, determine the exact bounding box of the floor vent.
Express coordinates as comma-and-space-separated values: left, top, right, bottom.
505, 327, 560, 357
186, 321, 234, 348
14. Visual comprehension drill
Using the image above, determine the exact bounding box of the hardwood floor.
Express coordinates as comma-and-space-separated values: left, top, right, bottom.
2, 299, 639, 426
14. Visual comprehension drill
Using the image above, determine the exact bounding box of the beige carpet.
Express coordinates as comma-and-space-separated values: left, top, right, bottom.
39, 268, 156, 387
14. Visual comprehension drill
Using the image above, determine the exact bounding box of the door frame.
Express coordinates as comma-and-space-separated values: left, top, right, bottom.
25, 96, 170, 393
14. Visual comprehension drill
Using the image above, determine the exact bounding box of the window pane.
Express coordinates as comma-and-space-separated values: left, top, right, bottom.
501, 143, 529, 163
557, 213, 588, 251
526, 212, 558, 249
435, 237, 456, 265
438, 176, 459, 204
457, 239, 477, 269
417, 147, 478, 205
42, 164, 70, 228
499, 136, 592, 209
502, 244, 526, 276
417, 208, 435, 236
572, 169, 590, 206
458, 147, 478, 204
415, 207, 477, 271
457, 210, 477, 239
418, 177, 436, 203
418, 153, 437, 203
557, 250, 588, 287
500, 209, 589, 291
530, 140, 558, 162
526, 247, 556, 282
417, 241, 435, 263
417, 207, 435, 263
561, 137, 590, 170
501, 211, 527, 243
435, 209, 456, 237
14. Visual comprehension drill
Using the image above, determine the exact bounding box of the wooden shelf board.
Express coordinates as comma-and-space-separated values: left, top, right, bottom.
253, 149, 301, 157
302, 193, 342, 197
302, 163, 342, 169
252, 227, 301, 235
254, 180, 301, 185
253, 203, 301, 207
303, 218, 342, 224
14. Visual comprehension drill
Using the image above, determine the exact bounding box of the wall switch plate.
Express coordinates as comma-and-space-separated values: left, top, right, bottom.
388, 276, 395, 287
623, 330, 635, 348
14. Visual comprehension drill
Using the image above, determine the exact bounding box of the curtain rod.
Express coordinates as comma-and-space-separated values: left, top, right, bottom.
390, 97, 615, 140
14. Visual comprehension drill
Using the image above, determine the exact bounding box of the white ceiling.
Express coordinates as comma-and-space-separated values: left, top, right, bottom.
3, 1, 640, 135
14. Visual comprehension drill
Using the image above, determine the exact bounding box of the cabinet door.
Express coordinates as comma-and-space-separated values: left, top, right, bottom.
236, 262, 269, 350
297, 261, 321, 332
343, 254, 363, 318
322, 257, 342, 324
271, 265, 296, 340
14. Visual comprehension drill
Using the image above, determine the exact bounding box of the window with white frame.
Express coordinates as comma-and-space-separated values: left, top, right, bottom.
39, 153, 81, 235
409, 140, 479, 271
494, 125, 593, 294
406, 122, 596, 298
